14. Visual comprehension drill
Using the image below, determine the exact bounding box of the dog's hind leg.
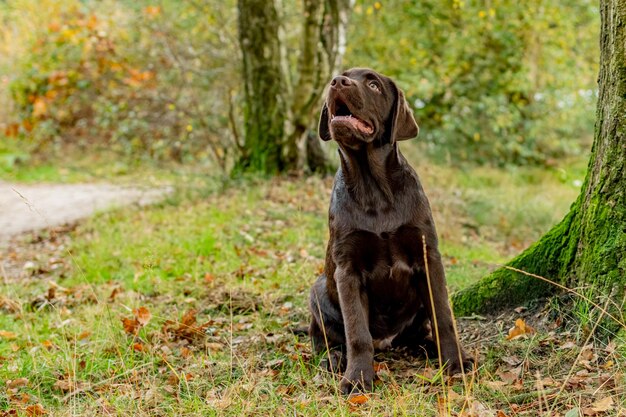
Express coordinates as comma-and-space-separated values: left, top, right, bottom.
309, 274, 347, 372
391, 308, 437, 358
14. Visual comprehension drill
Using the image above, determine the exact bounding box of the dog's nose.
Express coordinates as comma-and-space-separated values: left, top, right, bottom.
331, 76, 352, 88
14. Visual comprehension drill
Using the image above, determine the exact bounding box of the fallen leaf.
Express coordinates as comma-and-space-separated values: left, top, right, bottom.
181, 347, 192, 358
109, 287, 122, 301
589, 396, 614, 414
133, 343, 145, 352
204, 273, 214, 283
122, 306, 152, 335
53, 379, 73, 392
463, 399, 496, 417
122, 317, 141, 335
77, 331, 91, 341
506, 318, 535, 340
501, 355, 521, 366
133, 307, 151, 326
560, 341, 577, 350
0, 330, 17, 340
564, 408, 580, 417
6, 378, 28, 389
373, 362, 389, 373
25, 404, 47, 416
41, 340, 54, 350
484, 380, 508, 389
206, 342, 223, 351
497, 366, 521, 384
0, 296, 21, 313
162, 309, 210, 343
32, 98, 47, 118
447, 388, 463, 403
347, 394, 369, 405
266, 359, 285, 369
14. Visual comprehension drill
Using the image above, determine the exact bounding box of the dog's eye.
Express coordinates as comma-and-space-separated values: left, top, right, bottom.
368, 81, 380, 92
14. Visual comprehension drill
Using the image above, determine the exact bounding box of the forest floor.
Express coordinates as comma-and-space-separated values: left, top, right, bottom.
1, 151, 625, 416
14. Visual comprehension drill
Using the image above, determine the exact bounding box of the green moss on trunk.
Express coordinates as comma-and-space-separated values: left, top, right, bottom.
453, 199, 581, 315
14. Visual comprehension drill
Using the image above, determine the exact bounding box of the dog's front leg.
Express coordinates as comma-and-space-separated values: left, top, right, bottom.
335, 266, 374, 394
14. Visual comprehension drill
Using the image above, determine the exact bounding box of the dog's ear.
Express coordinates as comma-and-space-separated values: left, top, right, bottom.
390, 85, 419, 142
318, 103, 332, 141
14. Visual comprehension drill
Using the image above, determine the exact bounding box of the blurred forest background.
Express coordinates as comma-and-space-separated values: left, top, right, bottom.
4, 2, 622, 415
0, 0, 599, 174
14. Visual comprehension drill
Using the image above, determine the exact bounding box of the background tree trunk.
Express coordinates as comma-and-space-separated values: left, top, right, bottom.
237, 0, 350, 174
286, 0, 351, 174
237, 0, 286, 173
453, 0, 626, 316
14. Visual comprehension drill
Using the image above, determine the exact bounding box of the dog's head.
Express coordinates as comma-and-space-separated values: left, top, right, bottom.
318, 68, 418, 148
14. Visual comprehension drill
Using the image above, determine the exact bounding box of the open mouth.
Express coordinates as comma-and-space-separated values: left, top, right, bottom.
330, 98, 374, 135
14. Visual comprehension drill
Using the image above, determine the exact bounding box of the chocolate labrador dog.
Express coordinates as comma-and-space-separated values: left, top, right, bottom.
309, 68, 471, 394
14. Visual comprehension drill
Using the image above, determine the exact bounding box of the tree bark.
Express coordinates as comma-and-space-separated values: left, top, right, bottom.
453, 0, 626, 316
237, 0, 350, 174
237, 0, 286, 173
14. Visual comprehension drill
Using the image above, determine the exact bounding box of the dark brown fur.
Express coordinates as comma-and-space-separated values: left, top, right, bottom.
309, 68, 471, 394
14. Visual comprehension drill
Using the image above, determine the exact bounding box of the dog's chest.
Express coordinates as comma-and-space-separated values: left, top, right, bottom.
333, 224, 423, 268
332, 226, 425, 337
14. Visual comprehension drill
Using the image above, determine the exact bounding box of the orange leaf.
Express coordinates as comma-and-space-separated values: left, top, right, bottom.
78, 331, 91, 341
32, 98, 47, 118
121, 317, 141, 335
181, 347, 192, 358
86, 15, 98, 30
373, 362, 388, 373
4, 123, 19, 137
506, 318, 535, 340
0, 330, 17, 340
347, 394, 370, 405
180, 309, 197, 327
25, 404, 47, 416
133, 306, 151, 326
143, 6, 161, 17
41, 340, 54, 350
22, 119, 33, 132
133, 343, 145, 352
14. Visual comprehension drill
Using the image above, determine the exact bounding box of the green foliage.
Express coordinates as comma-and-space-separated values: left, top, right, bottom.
1, 0, 600, 168
2, 0, 239, 168
346, 0, 599, 165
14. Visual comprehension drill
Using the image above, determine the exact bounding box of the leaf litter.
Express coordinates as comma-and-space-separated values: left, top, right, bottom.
1, 177, 625, 416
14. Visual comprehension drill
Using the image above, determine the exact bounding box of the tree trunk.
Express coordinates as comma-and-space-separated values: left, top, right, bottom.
453, 0, 626, 316
285, 0, 351, 174
237, 0, 286, 173
237, 0, 350, 174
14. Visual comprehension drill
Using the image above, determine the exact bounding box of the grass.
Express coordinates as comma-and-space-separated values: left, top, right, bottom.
2, 147, 624, 415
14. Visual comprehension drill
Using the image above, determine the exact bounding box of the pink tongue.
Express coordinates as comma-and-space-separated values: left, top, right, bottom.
334, 115, 372, 134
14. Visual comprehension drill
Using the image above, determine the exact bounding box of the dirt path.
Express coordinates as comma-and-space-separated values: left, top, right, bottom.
0, 181, 170, 244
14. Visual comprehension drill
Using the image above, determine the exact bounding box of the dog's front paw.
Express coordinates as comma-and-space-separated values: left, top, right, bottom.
340, 362, 375, 395
442, 349, 473, 375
